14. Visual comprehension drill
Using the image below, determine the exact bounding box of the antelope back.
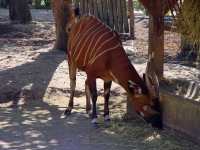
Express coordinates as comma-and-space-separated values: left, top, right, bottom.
67, 16, 122, 68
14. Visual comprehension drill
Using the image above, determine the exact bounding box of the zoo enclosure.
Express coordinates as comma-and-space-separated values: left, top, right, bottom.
72, 0, 130, 35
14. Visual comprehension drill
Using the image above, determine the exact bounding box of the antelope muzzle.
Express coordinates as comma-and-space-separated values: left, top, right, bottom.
144, 112, 163, 129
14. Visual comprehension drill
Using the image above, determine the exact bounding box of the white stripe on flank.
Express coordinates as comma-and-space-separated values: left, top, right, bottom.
72, 22, 102, 59
83, 25, 107, 66
88, 29, 112, 61
83, 29, 111, 65
93, 34, 116, 57
70, 19, 96, 53
109, 71, 119, 83
75, 23, 105, 62
88, 43, 121, 65
71, 17, 94, 45
69, 20, 84, 50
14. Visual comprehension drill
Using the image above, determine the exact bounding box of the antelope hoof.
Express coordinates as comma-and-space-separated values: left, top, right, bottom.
104, 115, 111, 122
86, 106, 91, 114
87, 110, 92, 118
104, 115, 111, 127
144, 114, 163, 129
64, 108, 72, 116
91, 118, 99, 128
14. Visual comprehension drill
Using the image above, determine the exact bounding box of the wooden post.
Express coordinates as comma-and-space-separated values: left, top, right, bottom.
102, 0, 108, 23
80, 0, 84, 15
88, 0, 94, 15
112, 0, 119, 32
74, 0, 79, 8
128, 0, 135, 39
93, 0, 98, 17
122, 0, 129, 34
108, 0, 114, 28
117, 0, 123, 33
84, 0, 89, 15
98, 0, 103, 20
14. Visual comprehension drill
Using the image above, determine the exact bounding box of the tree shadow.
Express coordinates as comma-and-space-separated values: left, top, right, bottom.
0, 49, 65, 107
0, 23, 16, 34
1, 99, 198, 150
0, 99, 132, 150
0, 100, 93, 150
31, 9, 53, 22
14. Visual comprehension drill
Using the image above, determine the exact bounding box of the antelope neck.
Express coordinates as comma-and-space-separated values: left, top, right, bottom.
110, 50, 147, 94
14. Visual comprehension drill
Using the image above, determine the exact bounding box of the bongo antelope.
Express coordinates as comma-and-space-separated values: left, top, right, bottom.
65, 12, 162, 128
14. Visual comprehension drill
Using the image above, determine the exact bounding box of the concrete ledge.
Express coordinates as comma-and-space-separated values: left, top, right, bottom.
127, 89, 200, 143
160, 89, 200, 143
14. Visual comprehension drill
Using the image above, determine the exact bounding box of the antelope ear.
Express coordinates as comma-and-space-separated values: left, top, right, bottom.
74, 7, 80, 17
143, 74, 146, 82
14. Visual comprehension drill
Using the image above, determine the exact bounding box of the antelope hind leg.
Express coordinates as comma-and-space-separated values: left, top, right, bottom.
85, 79, 92, 115
87, 76, 98, 126
104, 81, 112, 125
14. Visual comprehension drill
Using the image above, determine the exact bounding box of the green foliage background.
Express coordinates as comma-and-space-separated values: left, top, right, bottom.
33, 0, 51, 9
133, 0, 145, 11
176, 0, 200, 45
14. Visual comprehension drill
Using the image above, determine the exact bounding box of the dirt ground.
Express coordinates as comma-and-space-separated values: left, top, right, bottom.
0, 8, 200, 150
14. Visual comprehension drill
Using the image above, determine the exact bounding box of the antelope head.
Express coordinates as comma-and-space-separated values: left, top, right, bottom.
65, 2, 80, 33
128, 55, 162, 129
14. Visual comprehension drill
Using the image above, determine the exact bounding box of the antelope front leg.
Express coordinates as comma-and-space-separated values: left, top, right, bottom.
104, 81, 112, 123
65, 63, 77, 116
85, 79, 91, 114
87, 77, 98, 126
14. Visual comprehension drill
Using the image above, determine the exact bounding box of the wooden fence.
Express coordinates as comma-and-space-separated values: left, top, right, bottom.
72, 0, 130, 35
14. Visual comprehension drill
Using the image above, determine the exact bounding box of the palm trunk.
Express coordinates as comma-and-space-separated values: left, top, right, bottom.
148, 1, 164, 79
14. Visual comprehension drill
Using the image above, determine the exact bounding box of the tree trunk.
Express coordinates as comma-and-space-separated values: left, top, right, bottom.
197, 48, 200, 72
0, 0, 8, 8
9, 0, 32, 24
148, 1, 164, 79
51, 0, 71, 51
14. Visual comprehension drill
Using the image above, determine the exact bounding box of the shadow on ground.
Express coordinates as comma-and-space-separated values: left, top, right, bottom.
1, 98, 199, 150
0, 50, 65, 107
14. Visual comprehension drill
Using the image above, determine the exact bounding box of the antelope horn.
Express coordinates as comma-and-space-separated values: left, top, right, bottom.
150, 52, 159, 96
150, 70, 159, 98
145, 61, 153, 95
148, 52, 154, 62
145, 54, 159, 98
128, 80, 136, 87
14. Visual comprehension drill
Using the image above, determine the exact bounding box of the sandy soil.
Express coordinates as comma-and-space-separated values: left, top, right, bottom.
0, 8, 200, 150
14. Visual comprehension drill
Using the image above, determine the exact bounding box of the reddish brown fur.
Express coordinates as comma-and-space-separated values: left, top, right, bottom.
50, 1, 162, 128
67, 16, 153, 115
